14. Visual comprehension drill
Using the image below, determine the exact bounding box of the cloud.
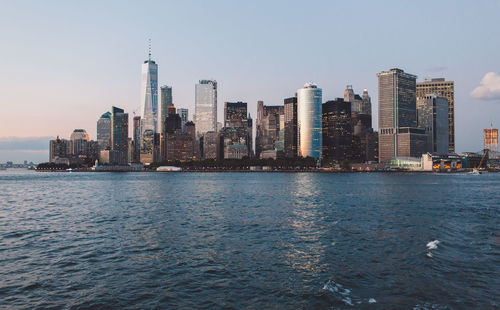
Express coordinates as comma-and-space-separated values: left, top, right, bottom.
0, 136, 54, 151
471, 72, 500, 101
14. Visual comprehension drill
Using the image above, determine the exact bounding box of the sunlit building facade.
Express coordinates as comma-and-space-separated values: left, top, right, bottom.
297, 83, 322, 159
484, 128, 499, 159
195, 80, 217, 137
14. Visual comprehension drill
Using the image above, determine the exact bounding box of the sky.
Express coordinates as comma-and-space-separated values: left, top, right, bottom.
1, 0, 500, 163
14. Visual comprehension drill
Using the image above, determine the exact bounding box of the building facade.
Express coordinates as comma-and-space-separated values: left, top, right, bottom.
484, 128, 499, 159
322, 99, 353, 162
195, 80, 217, 137
417, 94, 449, 153
140, 54, 158, 164
284, 96, 298, 158
255, 101, 284, 158
97, 112, 111, 151
110, 106, 129, 165
416, 78, 455, 153
377, 68, 427, 162
158, 85, 172, 135
297, 83, 322, 159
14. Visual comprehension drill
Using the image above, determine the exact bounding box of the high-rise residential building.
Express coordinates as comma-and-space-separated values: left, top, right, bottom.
284, 96, 298, 158
416, 78, 455, 153
297, 83, 322, 159
110, 106, 129, 165
202, 131, 218, 159
256, 101, 285, 158
139, 51, 158, 164
97, 112, 111, 151
322, 98, 353, 162
378, 68, 427, 162
484, 128, 499, 159
158, 85, 172, 135
417, 94, 449, 153
195, 80, 217, 137
70, 129, 90, 156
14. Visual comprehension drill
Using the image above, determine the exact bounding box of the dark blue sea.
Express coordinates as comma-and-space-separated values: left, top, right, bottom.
0, 170, 499, 309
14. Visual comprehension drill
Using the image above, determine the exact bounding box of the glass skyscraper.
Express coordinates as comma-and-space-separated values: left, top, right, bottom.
195, 80, 217, 137
139, 53, 158, 163
417, 94, 449, 154
158, 85, 172, 135
97, 112, 111, 151
297, 83, 322, 159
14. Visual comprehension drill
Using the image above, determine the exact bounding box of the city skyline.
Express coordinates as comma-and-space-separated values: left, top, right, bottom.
1, 1, 500, 162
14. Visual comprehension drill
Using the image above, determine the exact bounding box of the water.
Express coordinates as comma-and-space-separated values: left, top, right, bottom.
0, 170, 499, 309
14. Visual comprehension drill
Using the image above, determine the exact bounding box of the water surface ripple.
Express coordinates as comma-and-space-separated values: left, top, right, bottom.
0, 171, 499, 309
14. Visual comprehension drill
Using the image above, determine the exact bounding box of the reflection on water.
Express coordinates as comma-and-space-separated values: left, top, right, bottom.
0, 171, 499, 309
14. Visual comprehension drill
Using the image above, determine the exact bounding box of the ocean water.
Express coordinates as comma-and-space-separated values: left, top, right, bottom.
0, 170, 499, 309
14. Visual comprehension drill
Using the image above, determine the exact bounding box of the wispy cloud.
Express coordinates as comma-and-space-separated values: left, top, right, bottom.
471, 72, 500, 101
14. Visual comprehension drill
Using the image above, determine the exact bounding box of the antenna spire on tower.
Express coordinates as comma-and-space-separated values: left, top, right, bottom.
148, 39, 152, 61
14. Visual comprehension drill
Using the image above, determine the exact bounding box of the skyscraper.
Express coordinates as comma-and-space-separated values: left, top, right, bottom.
70, 129, 90, 156
416, 78, 455, 153
256, 101, 284, 158
139, 49, 158, 164
195, 80, 217, 137
297, 83, 322, 159
378, 68, 427, 162
284, 96, 298, 158
158, 85, 172, 135
132, 116, 141, 163
484, 128, 499, 159
322, 98, 353, 162
110, 106, 129, 165
417, 94, 449, 153
97, 112, 111, 151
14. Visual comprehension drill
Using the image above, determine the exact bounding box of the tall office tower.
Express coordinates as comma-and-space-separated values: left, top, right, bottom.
158, 85, 172, 135
132, 116, 141, 163
297, 83, 322, 159
70, 129, 90, 156
484, 128, 499, 159
284, 96, 298, 158
110, 106, 129, 165
416, 78, 455, 153
361, 89, 372, 115
378, 68, 427, 162
139, 50, 158, 164
202, 131, 218, 159
322, 98, 353, 162
256, 101, 285, 158
344, 85, 364, 113
195, 80, 217, 137
97, 112, 111, 151
178, 108, 188, 130
417, 94, 449, 153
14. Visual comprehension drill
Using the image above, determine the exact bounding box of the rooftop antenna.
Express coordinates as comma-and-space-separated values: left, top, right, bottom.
148, 39, 152, 61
